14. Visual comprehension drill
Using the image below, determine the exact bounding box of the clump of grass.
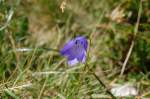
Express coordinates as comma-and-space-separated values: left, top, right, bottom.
0, 0, 150, 98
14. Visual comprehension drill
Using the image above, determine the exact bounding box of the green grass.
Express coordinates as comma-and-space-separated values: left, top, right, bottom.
0, 0, 150, 98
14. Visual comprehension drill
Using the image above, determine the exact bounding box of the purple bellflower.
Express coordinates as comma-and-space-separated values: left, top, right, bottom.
60, 36, 88, 66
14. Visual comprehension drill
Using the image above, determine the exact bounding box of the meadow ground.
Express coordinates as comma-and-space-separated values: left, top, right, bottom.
0, 0, 150, 98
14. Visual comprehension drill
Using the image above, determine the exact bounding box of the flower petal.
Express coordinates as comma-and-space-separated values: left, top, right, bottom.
60, 39, 75, 55
60, 36, 88, 66
68, 58, 79, 66
77, 51, 86, 62
75, 36, 88, 50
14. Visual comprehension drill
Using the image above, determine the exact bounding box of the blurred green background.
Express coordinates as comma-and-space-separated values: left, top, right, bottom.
0, 0, 150, 98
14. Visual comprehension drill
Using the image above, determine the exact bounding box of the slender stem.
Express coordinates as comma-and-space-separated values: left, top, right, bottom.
92, 71, 116, 99
86, 26, 116, 98
120, 0, 142, 76
86, 65, 116, 99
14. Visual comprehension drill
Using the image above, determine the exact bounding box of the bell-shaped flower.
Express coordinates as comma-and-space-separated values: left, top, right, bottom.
60, 36, 88, 66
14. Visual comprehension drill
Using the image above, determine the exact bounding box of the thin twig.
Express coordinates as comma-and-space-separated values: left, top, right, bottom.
120, 0, 142, 76
120, 41, 135, 76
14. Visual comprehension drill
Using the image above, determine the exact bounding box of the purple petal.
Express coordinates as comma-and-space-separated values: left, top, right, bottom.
60, 36, 88, 66
75, 36, 88, 50
65, 46, 84, 60
68, 51, 86, 66
77, 51, 86, 62
60, 39, 75, 55
81, 55, 86, 63
68, 58, 79, 66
